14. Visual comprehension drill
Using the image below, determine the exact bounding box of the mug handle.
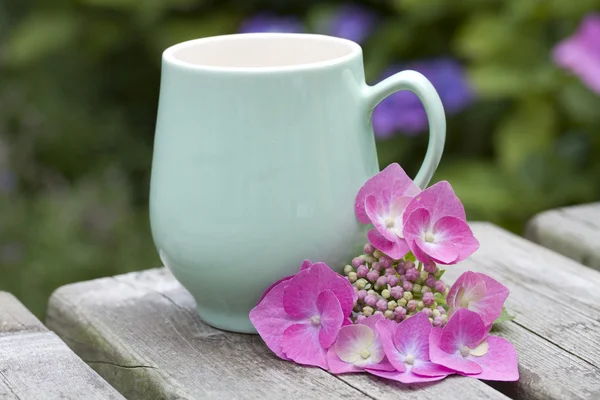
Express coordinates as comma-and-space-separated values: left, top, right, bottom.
363, 70, 446, 189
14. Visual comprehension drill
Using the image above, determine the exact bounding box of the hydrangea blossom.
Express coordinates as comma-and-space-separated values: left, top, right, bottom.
250, 262, 356, 368
553, 13, 600, 94
369, 313, 453, 383
429, 309, 519, 381
402, 181, 479, 264
373, 59, 473, 138
447, 271, 509, 328
326, 4, 377, 44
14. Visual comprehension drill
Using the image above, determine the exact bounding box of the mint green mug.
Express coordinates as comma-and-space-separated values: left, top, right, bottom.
150, 33, 445, 333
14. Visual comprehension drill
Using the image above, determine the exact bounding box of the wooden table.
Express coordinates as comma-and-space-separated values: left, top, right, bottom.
46, 223, 600, 399
526, 202, 600, 270
0, 292, 124, 399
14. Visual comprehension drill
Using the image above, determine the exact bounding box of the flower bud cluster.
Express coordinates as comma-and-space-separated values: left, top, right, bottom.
344, 243, 449, 326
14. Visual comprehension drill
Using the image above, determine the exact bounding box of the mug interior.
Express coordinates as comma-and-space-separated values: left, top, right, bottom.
167, 34, 360, 69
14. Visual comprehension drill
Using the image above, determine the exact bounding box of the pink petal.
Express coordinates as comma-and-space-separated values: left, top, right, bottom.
432, 216, 479, 263
414, 236, 459, 264
447, 271, 486, 312
367, 368, 448, 384
333, 324, 375, 363
403, 181, 466, 227
358, 313, 385, 331
402, 208, 439, 264
365, 195, 399, 242
468, 335, 519, 381
393, 312, 432, 361
317, 290, 344, 349
342, 317, 353, 326
367, 229, 409, 260
429, 310, 485, 375
475, 273, 510, 328
376, 319, 406, 372
283, 263, 356, 318
355, 163, 421, 224
411, 360, 455, 377
249, 280, 298, 360
282, 323, 328, 369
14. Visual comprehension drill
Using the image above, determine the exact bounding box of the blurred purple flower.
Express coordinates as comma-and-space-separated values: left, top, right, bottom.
239, 13, 304, 34
553, 13, 600, 94
373, 59, 474, 138
327, 4, 377, 44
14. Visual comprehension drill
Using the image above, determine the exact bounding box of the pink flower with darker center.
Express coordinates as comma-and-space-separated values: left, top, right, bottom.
249, 262, 357, 368
355, 163, 421, 259
553, 13, 600, 94
369, 313, 453, 383
326, 314, 395, 373
402, 181, 479, 264
429, 308, 519, 381
447, 271, 509, 329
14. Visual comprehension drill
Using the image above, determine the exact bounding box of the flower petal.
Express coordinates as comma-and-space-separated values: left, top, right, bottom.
355, 163, 421, 224
365, 195, 398, 242
376, 319, 406, 372
367, 368, 448, 384
283, 263, 356, 318
367, 229, 409, 260
249, 280, 298, 360
468, 335, 519, 381
317, 290, 344, 349
432, 216, 479, 263
447, 271, 486, 311
411, 360, 455, 377
393, 312, 432, 361
475, 273, 510, 328
403, 181, 466, 226
334, 324, 375, 363
255, 259, 320, 305
282, 323, 328, 369
414, 236, 459, 264
326, 347, 364, 374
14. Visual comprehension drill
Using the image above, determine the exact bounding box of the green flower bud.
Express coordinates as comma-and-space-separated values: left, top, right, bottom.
403, 292, 413, 301
384, 310, 394, 319
432, 309, 441, 318
365, 255, 377, 264
348, 272, 358, 283
420, 271, 429, 281
388, 300, 398, 310
343, 265, 354, 275
421, 286, 432, 293
373, 250, 383, 259
417, 301, 424, 310
441, 314, 448, 322
398, 298, 407, 307
381, 289, 391, 299
429, 317, 434, 324
356, 278, 368, 290
413, 284, 422, 293
363, 306, 374, 317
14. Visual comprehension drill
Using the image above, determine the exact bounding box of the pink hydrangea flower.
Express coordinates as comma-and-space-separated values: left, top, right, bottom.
429, 308, 519, 381
355, 164, 421, 259
447, 272, 509, 328
402, 181, 479, 264
369, 313, 453, 383
553, 13, 600, 94
326, 314, 395, 373
256, 259, 315, 305
249, 262, 357, 368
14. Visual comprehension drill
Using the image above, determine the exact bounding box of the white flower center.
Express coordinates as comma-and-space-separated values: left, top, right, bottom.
404, 354, 415, 365
460, 345, 470, 357
311, 316, 321, 326
424, 231, 435, 243
385, 217, 395, 228
360, 349, 371, 359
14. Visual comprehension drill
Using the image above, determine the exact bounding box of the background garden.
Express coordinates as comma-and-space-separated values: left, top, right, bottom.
1, 0, 599, 316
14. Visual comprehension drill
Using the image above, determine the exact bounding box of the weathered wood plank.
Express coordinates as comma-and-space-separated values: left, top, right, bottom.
444, 223, 600, 399
526, 203, 600, 270
47, 269, 506, 400
0, 292, 124, 400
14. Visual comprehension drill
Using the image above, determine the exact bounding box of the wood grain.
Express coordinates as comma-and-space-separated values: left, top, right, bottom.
444, 223, 600, 399
47, 269, 506, 400
0, 292, 124, 399
526, 203, 600, 270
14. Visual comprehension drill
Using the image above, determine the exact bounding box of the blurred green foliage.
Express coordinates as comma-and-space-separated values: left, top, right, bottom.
1, 0, 599, 316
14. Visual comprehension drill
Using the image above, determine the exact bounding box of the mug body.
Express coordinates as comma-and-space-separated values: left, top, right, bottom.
150, 33, 378, 332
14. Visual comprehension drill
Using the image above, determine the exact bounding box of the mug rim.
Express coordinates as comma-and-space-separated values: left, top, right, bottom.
162, 33, 363, 73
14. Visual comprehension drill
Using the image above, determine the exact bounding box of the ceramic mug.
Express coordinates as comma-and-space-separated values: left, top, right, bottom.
150, 33, 445, 333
